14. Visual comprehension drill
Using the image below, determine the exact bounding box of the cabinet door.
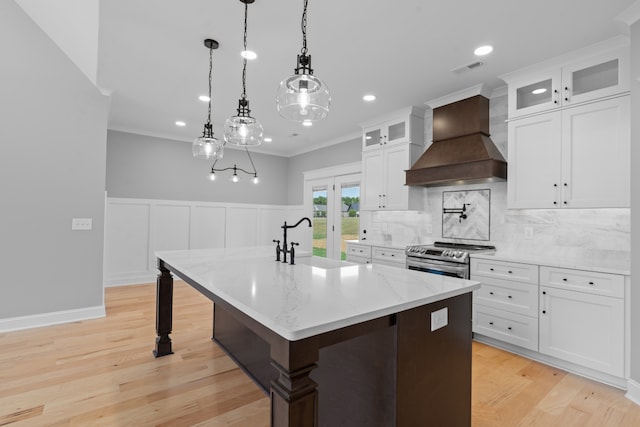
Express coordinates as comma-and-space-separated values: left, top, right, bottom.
363, 127, 383, 151
383, 145, 410, 210
361, 150, 384, 210
561, 96, 630, 208
507, 112, 562, 208
385, 119, 409, 145
539, 286, 624, 377
561, 46, 630, 106
507, 69, 562, 118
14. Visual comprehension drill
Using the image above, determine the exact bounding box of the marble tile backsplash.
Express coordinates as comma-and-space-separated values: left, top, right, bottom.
363, 93, 630, 267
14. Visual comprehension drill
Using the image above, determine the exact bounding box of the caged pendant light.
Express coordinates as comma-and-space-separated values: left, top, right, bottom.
224, 0, 263, 146
192, 39, 225, 160
276, 0, 330, 123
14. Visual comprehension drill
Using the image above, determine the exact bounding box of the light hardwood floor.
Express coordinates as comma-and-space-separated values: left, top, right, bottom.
1, 281, 639, 426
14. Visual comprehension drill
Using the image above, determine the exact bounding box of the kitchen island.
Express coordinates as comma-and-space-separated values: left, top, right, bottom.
154, 247, 480, 426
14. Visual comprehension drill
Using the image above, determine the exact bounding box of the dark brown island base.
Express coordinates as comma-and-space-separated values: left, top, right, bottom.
153, 248, 479, 427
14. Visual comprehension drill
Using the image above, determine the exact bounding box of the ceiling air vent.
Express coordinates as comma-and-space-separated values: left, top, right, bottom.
451, 61, 484, 74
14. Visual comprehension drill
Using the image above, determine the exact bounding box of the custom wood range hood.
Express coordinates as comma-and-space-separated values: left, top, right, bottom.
406, 94, 507, 186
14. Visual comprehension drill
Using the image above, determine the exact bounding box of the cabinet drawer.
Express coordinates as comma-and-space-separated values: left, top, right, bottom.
471, 259, 538, 284
473, 280, 538, 317
347, 255, 371, 265
372, 246, 406, 263
346, 244, 371, 258
473, 305, 538, 351
540, 266, 624, 298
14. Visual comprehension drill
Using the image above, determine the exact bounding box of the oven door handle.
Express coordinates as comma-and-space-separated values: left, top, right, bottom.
407, 257, 466, 268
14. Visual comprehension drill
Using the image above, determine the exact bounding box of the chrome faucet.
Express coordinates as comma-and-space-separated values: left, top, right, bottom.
274, 217, 312, 264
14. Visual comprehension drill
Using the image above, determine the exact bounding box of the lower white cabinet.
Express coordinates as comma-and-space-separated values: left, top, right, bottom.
471, 258, 626, 380
346, 242, 406, 268
539, 267, 624, 377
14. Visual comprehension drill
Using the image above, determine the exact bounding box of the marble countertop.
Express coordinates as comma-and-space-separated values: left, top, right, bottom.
471, 251, 630, 276
156, 246, 480, 341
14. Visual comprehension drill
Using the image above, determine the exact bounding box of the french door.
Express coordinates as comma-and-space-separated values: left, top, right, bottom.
305, 173, 360, 260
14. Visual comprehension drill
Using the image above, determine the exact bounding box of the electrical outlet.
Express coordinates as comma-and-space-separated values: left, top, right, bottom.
524, 226, 534, 240
72, 218, 93, 231
431, 307, 448, 331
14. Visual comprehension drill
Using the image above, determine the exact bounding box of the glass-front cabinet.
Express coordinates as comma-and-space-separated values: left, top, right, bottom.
504, 42, 629, 119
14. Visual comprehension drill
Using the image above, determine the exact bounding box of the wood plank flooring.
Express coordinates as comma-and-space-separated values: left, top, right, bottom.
1, 281, 639, 426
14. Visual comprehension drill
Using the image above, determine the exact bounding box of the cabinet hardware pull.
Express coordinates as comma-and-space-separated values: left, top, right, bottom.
565, 97, 569, 101
564, 201, 567, 205
489, 322, 494, 326
489, 291, 494, 295
589, 281, 594, 285
490, 268, 494, 271
542, 291, 546, 295
508, 295, 512, 299
542, 310, 546, 314
563, 278, 567, 282
565, 86, 569, 91
507, 327, 512, 330
508, 271, 513, 274
564, 183, 568, 187
553, 201, 557, 205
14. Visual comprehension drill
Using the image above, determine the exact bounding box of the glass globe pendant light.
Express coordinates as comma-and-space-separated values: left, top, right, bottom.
276, 0, 330, 123
224, 0, 263, 146
192, 39, 225, 160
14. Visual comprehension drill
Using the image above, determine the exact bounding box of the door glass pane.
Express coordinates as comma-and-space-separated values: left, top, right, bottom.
387, 121, 405, 142
365, 129, 381, 148
572, 59, 618, 96
340, 184, 360, 260
312, 187, 328, 258
517, 79, 553, 110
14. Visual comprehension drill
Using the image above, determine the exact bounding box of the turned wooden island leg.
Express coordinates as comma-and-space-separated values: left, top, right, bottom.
270, 340, 319, 427
154, 260, 174, 357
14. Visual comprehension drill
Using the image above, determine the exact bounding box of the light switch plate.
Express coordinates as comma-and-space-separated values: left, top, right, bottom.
431, 307, 448, 331
72, 218, 93, 230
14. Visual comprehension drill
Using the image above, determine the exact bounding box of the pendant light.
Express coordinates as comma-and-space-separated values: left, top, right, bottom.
192, 39, 224, 160
209, 147, 259, 184
224, 0, 263, 146
276, 0, 330, 123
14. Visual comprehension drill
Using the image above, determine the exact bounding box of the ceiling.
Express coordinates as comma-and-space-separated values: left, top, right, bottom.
97, 0, 635, 157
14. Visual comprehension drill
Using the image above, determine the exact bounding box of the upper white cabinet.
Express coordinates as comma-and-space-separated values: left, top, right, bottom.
508, 95, 630, 209
504, 37, 631, 209
360, 107, 425, 211
503, 44, 629, 119
361, 107, 424, 152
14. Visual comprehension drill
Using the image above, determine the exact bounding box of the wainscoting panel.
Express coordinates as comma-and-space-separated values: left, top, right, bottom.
190, 206, 226, 249
104, 198, 301, 286
226, 207, 259, 248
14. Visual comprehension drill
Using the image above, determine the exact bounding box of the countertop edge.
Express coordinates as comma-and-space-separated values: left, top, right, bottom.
470, 252, 630, 276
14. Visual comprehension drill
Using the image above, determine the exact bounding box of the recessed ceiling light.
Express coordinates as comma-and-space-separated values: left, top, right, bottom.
175, 121, 186, 127
363, 94, 376, 102
241, 50, 257, 60
474, 45, 493, 56
264, 137, 273, 142
302, 120, 313, 127
532, 88, 547, 95
199, 95, 210, 102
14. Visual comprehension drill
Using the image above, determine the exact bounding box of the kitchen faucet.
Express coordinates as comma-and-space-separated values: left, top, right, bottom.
273, 217, 312, 264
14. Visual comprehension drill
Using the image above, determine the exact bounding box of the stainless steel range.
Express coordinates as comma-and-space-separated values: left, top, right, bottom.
405, 242, 496, 279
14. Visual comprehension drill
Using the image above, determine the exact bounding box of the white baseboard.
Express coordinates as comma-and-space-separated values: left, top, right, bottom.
104, 273, 156, 287
0, 305, 106, 333
627, 379, 640, 406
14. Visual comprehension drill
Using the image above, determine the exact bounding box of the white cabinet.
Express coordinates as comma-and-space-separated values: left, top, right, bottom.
346, 242, 406, 269
361, 107, 424, 152
346, 242, 371, 264
371, 246, 405, 268
361, 144, 424, 210
503, 44, 629, 119
539, 266, 624, 377
507, 95, 630, 209
471, 259, 539, 351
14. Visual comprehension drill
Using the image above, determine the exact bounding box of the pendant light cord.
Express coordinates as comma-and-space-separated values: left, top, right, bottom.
207, 47, 213, 124
301, 0, 308, 55
241, 1, 248, 98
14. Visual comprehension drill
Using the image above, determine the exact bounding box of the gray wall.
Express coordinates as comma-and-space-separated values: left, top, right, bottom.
286, 137, 362, 205
106, 130, 289, 205
0, 1, 108, 318
630, 19, 639, 385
